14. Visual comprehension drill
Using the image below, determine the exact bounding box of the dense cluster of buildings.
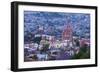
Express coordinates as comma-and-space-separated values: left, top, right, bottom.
24, 23, 90, 61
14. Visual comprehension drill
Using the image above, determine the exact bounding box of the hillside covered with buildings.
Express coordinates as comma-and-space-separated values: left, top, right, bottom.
24, 11, 90, 61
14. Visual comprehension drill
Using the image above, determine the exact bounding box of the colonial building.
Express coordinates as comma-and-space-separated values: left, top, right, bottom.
62, 24, 73, 41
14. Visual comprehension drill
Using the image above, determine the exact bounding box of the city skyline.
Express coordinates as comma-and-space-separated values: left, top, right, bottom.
24, 11, 90, 62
